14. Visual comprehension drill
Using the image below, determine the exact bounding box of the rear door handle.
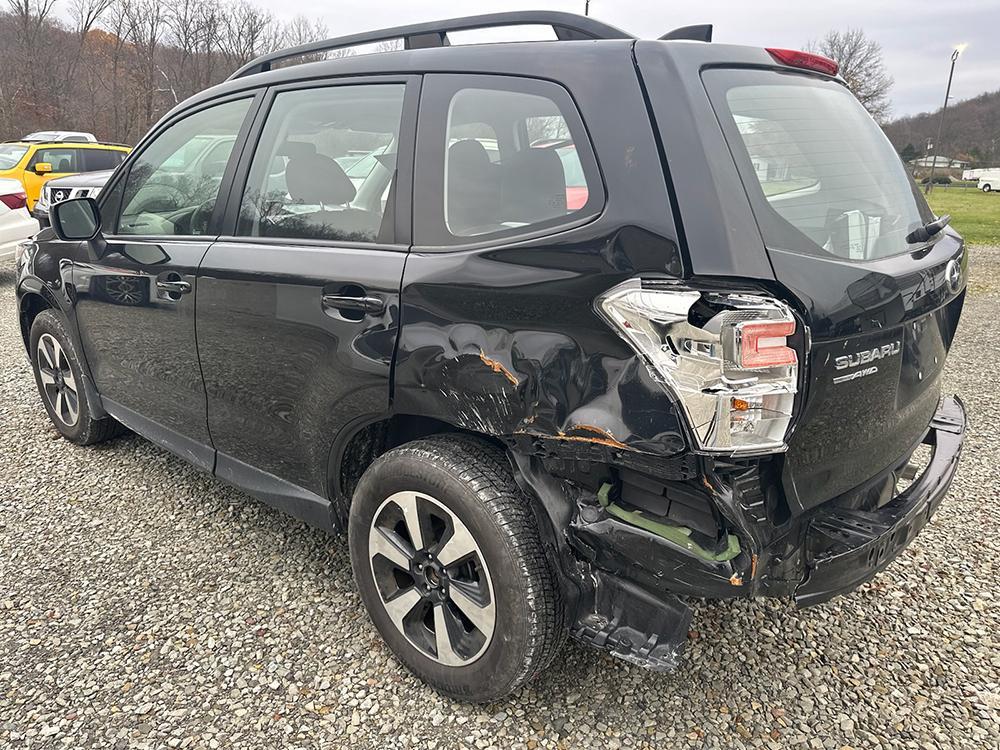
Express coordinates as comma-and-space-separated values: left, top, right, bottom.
156, 280, 191, 294
321, 294, 385, 315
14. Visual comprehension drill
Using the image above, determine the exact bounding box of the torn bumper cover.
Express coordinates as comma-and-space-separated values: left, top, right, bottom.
794, 394, 966, 607
521, 396, 966, 672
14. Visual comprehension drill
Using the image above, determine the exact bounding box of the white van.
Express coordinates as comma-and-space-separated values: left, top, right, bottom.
977, 171, 1000, 192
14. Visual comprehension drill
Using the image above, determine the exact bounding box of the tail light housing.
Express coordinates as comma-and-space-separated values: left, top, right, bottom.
765, 48, 839, 76
0, 190, 27, 210
597, 280, 801, 455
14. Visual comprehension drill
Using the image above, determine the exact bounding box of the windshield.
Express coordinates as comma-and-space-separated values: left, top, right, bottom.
0, 145, 28, 170
705, 70, 933, 261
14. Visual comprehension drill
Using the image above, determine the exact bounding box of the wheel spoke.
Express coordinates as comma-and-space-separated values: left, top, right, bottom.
382, 587, 421, 631
437, 522, 478, 567
449, 581, 495, 636
38, 337, 56, 370
55, 390, 65, 421
63, 390, 79, 425
62, 367, 77, 394
54, 341, 67, 371
393, 491, 425, 551
433, 603, 463, 666
369, 526, 413, 570
39, 368, 56, 386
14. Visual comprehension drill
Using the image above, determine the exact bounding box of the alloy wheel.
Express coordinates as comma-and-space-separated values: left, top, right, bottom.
37, 333, 80, 427
368, 491, 496, 666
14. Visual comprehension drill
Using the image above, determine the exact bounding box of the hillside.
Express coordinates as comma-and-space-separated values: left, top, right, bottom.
883, 89, 1000, 166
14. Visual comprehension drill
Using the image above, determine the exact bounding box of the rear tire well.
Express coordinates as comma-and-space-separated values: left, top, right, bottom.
331, 415, 506, 527
19, 292, 52, 353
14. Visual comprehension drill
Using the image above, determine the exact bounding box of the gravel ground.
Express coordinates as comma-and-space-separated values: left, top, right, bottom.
1, 251, 998, 750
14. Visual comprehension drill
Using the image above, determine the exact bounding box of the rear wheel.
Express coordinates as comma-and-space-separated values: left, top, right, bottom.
29, 310, 123, 445
348, 435, 564, 702
983, 184, 992, 192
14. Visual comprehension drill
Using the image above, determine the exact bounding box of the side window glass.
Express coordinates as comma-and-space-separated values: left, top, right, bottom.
237, 83, 405, 243
84, 150, 125, 172
443, 86, 595, 238
35, 149, 80, 172
118, 98, 250, 236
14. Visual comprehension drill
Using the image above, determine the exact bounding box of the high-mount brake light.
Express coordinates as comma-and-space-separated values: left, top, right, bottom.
765, 48, 839, 76
597, 281, 802, 455
738, 320, 797, 369
0, 191, 27, 210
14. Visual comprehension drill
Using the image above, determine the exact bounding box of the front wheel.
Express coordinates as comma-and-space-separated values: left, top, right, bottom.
348, 435, 564, 702
29, 310, 123, 445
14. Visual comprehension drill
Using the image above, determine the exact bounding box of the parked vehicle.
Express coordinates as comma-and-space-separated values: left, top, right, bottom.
0, 178, 36, 261
0, 140, 129, 211
33, 170, 113, 228
977, 171, 1000, 191
22, 131, 98, 143
15, 12, 967, 702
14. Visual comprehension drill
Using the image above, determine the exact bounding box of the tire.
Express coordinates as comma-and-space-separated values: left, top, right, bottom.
983, 184, 992, 192
29, 310, 123, 445
348, 435, 564, 702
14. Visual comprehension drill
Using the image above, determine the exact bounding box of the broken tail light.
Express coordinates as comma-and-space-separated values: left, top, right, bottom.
597, 280, 800, 454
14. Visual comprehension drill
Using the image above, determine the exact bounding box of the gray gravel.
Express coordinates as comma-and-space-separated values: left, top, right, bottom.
1, 251, 999, 750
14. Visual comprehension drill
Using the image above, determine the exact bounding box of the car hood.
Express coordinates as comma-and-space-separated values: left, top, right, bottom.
45, 170, 114, 189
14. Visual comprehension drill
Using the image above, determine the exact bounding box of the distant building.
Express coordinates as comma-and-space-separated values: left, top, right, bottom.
911, 155, 969, 169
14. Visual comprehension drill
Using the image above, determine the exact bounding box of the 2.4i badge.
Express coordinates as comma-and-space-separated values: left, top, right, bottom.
832, 341, 901, 384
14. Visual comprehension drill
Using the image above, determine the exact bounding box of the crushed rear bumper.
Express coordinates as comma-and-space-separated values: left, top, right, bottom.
795, 394, 966, 607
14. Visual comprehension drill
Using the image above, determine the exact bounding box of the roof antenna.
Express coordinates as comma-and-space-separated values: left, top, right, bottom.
660, 24, 713, 42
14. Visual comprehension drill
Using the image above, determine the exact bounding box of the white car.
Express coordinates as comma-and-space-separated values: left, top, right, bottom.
22, 130, 98, 143
0, 178, 37, 261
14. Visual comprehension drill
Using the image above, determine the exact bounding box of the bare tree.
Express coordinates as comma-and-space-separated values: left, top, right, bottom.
807, 29, 894, 122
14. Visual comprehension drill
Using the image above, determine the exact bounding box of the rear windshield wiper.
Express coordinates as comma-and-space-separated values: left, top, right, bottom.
906, 214, 951, 245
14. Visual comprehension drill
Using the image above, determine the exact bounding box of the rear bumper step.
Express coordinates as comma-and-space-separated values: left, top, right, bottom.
794, 394, 966, 607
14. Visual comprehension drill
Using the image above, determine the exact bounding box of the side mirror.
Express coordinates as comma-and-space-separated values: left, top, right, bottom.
33, 162, 53, 174
51, 197, 102, 241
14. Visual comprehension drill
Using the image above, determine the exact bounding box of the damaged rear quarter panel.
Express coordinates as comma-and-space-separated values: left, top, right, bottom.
393, 229, 690, 457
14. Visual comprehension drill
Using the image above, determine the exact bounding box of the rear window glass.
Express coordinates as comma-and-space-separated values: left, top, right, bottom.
705, 70, 933, 261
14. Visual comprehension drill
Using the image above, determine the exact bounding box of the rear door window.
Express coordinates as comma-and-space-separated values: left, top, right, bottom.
413, 75, 603, 246
704, 69, 934, 261
83, 149, 126, 171
236, 83, 406, 244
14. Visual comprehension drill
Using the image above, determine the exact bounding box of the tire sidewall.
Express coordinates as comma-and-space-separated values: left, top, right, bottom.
348, 447, 535, 701
29, 310, 92, 443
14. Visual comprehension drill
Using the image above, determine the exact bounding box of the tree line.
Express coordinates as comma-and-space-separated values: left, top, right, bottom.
0, 0, 331, 145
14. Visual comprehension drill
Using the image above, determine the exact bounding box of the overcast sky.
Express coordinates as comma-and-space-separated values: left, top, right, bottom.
250, 0, 1000, 119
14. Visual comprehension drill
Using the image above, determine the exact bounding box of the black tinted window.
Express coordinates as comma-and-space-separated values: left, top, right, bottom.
237, 84, 405, 244
84, 150, 125, 171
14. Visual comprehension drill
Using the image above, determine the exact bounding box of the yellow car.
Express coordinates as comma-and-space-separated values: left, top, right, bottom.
0, 139, 130, 211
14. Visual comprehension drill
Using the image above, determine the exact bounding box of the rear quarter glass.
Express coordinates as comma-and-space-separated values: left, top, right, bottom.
702, 68, 936, 262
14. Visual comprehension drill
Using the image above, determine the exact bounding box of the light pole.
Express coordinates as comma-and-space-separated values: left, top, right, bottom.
925, 43, 967, 194
584, 0, 590, 15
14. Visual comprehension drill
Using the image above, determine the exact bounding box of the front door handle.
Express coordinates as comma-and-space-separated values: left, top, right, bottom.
321, 294, 385, 315
156, 280, 191, 295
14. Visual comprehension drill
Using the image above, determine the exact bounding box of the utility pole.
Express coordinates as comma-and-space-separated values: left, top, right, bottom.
585, 0, 590, 16
925, 44, 966, 194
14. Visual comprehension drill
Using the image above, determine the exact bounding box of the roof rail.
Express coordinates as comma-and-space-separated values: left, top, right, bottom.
228, 11, 634, 80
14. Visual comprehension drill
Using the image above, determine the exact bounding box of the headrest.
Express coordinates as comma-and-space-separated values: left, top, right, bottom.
502, 148, 567, 224
278, 141, 317, 159
286, 152, 356, 205
448, 139, 492, 173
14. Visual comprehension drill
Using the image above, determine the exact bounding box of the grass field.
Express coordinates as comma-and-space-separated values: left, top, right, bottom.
926, 187, 1000, 246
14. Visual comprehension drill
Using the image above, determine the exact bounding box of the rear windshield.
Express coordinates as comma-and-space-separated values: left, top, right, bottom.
704, 69, 933, 261
0, 144, 28, 170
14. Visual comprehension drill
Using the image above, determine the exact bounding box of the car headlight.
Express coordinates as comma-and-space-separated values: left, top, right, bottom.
597, 279, 801, 455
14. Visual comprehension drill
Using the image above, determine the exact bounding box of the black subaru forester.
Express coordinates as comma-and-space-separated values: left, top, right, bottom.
15, 12, 967, 702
